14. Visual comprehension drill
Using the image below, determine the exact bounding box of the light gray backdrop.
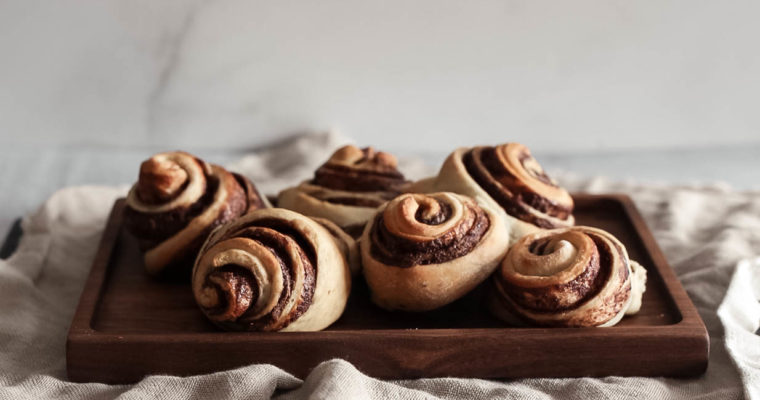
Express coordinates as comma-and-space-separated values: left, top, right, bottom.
1, 0, 759, 234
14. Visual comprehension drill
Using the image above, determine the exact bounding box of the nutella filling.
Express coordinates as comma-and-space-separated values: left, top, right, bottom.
502, 232, 621, 314
463, 147, 572, 228
203, 265, 258, 320
125, 170, 255, 281
504, 241, 603, 312
369, 201, 490, 268
124, 175, 220, 249
232, 172, 267, 211
202, 219, 318, 331
312, 164, 407, 193
415, 202, 452, 225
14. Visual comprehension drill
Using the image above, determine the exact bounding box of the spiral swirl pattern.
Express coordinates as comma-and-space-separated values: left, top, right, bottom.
278, 145, 409, 236
192, 208, 351, 332
489, 226, 646, 327
433, 143, 574, 241
124, 151, 267, 276
313, 145, 408, 195
361, 192, 508, 312
369, 193, 490, 267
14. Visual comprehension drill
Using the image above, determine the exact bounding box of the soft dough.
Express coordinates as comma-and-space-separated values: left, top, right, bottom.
192, 208, 352, 332
124, 151, 268, 277
488, 226, 647, 327
360, 192, 509, 312
277, 145, 409, 237
429, 143, 575, 244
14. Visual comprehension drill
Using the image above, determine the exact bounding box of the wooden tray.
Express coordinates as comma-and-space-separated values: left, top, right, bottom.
66, 194, 709, 384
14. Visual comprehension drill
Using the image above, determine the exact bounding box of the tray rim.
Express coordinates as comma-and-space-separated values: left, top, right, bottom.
66, 193, 709, 381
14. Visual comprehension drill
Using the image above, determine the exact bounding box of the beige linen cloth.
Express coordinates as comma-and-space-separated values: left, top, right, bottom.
0, 134, 758, 399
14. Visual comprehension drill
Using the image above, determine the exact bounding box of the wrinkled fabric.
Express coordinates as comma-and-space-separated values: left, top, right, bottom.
0, 135, 758, 399
718, 258, 760, 400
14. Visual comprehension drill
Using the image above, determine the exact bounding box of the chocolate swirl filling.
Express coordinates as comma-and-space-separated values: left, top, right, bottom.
494, 228, 632, 327
313, 164, 407, 193
203, 265, 258, 321
126, 172, 262, 252
369, 196, 490, 267
503, 235, 614, 313
309, 146, 409, 206
462, 146, 572, 228
125, 175, 219, 250
124, 151, 270, 279
197, 218, 317, 331
234, 172, 267, 211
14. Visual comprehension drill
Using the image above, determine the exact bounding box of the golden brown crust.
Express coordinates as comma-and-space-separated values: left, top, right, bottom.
432, 144, 574, 243
192, 208, 351, 332
277, 145, 409, 233
488, 226, 646, 327
361, 192, 509, 312
124, 151, 267, 277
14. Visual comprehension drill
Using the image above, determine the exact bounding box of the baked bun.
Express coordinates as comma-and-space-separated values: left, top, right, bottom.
192, 208, 352, 331
311, 217, 361, 277
361, 192, 508, 312
124, 151, 267, 277
432, 143, 574, 243
488, 226, 647, 327
277, 145, 409, 237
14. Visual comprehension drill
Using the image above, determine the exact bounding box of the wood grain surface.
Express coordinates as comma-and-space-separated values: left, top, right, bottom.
66, 194, 709, 383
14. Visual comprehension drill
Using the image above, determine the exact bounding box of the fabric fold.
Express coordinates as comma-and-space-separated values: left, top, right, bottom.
0, 136, 757, 399
718, 258, 760, 400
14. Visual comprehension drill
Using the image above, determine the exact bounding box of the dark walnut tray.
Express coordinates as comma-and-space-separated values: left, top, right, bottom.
67, 194, 709, 384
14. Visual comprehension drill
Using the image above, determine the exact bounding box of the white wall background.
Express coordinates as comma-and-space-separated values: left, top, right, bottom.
1, 0, 759, 155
